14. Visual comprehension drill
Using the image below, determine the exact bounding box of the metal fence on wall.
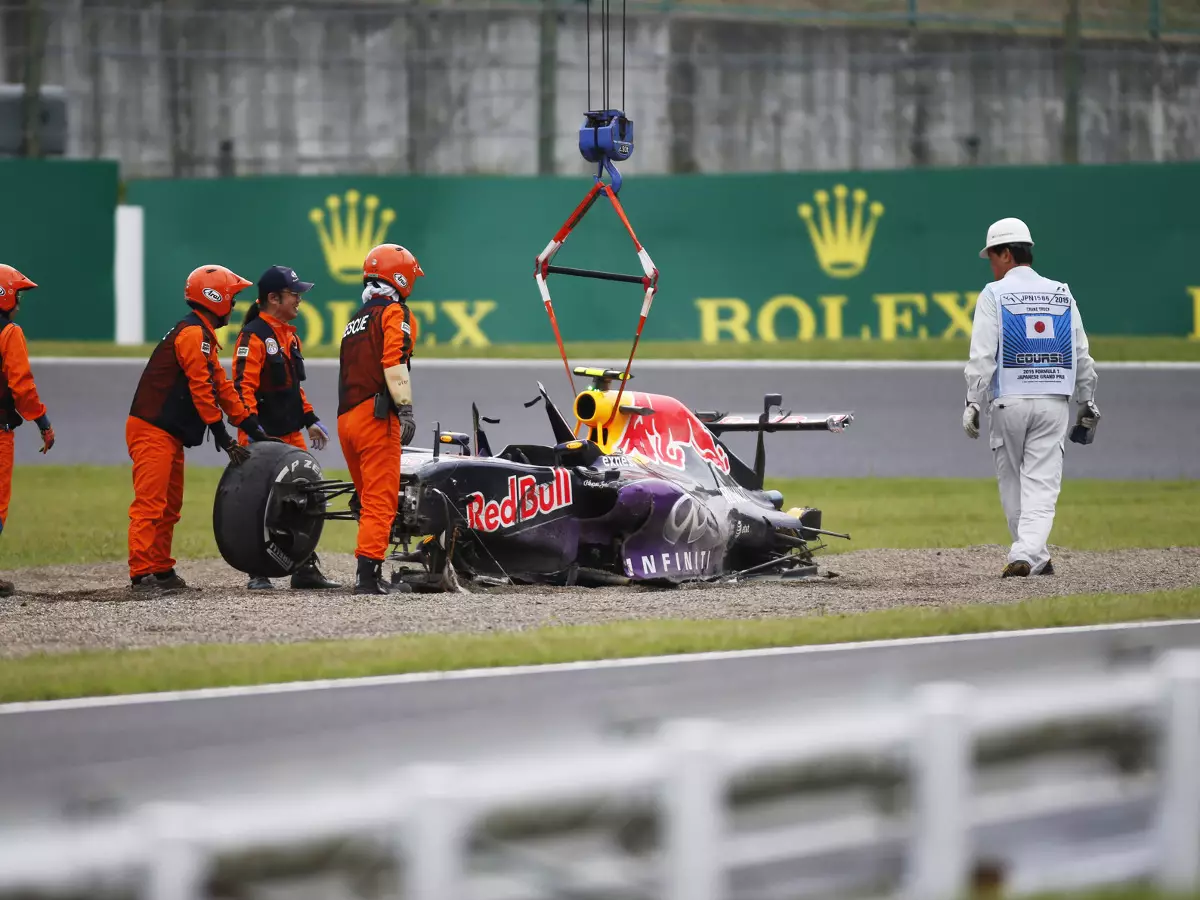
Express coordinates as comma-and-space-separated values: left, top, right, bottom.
1, 0, 1199, 178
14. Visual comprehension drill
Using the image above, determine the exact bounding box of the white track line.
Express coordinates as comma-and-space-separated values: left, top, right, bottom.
29, 357, 1200, 371
3, 620, 1197, 715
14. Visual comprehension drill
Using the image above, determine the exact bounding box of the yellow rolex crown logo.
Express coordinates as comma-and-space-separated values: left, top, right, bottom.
308, 189, 397, 285
798, 184, 884, 279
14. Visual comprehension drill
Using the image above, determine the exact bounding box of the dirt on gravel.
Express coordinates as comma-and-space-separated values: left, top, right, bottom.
2, 546, 1198, 658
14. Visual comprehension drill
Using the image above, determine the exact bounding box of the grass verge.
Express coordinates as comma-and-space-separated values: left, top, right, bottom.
2, 588, 1198, 702
27, 336, 1200, 362
4, 469, 1198, 569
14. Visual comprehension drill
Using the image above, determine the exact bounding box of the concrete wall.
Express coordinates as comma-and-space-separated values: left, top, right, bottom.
8, 1, 1200, 177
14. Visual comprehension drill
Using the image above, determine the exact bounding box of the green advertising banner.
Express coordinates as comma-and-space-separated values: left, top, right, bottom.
0, 159, 119, 340
128, 162, 1200, 349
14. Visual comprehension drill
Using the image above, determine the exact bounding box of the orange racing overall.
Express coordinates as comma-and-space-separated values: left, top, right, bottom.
336, 296, 416, 563
0, 314, 51, 538
126, 311, 252, 581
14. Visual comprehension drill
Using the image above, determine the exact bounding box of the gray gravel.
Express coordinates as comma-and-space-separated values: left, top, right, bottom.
2, 546, 1198, 658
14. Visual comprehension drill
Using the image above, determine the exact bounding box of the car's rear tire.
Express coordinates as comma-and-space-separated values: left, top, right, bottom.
213, 441, 328, 577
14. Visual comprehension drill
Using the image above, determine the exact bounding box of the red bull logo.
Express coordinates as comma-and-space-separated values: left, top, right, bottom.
616, 392, 730, 473
465, 468, 573, 532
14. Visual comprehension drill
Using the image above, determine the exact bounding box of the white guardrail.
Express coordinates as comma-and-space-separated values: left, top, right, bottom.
2, 647, 1199, 900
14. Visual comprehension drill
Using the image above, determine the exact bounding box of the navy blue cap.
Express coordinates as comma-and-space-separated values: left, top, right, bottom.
258, 265, 314, 299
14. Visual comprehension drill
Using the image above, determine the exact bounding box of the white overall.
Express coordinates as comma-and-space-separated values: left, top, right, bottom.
965, 266, 1098, 572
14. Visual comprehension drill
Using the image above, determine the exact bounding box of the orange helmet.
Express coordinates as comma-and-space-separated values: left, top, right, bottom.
0, 264, 37, 316
363, 244, 424, 298
185, 264, 253, 319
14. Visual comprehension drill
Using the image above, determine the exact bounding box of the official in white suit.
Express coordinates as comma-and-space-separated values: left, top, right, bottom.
963, 217, 1100, 578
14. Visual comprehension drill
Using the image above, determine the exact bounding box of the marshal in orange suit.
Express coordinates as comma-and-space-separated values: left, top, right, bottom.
0, 264, 55, 597
231, 264, 339, 591
126, 265, 272, 593
337, 243, 422, 595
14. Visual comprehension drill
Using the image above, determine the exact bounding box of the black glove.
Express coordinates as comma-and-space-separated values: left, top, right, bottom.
35, 414, 54, 454
209, 421, 251, 466
397, 404, 416, 446
237, 414, 272, 443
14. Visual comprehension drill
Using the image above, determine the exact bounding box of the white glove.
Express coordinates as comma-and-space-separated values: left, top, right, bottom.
308, 421, 329, 451
1076, 400, 1100, 428
962, 402, 980, 439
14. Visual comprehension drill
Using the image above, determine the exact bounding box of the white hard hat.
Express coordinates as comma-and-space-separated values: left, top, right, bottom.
979, 217, 1034, 258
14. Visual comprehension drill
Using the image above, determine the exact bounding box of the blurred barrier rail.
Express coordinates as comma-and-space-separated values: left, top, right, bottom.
2, 638, 1200, 899
1, 0, 1199, 177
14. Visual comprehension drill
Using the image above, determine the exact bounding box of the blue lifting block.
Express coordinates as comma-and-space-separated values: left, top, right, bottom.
579, 109, 634, 192
579, 109, 634, 162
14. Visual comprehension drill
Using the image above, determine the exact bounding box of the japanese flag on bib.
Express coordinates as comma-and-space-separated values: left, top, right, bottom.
1025, 315, 1055, 340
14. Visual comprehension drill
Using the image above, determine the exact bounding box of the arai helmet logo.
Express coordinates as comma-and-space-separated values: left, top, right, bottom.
202, 287, 223, 304
465, 469, 572, 533
394, 273, 408, 288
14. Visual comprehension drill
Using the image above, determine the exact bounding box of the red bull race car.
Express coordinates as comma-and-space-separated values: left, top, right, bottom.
212, 367, 854, 592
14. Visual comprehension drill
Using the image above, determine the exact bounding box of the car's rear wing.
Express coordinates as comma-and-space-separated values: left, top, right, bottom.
694, 393, 854, 491
694, 410, 854, 435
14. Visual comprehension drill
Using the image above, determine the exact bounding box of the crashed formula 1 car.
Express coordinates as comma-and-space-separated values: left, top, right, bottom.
213, 367, 854, 592
215, 143, 854, 591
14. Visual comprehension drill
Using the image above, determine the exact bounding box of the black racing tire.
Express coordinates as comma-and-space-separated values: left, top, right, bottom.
213, 441, 328, 577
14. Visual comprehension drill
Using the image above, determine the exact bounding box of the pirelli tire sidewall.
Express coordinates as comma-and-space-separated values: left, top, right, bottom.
213, 440, 327, 578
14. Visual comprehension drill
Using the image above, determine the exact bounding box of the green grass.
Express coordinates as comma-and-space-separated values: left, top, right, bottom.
27, 336, 1200, 361
0, 465, 356, 569
809, 478, 1200, 553
3, 588, 1199, 702
3, 468, 1198, 569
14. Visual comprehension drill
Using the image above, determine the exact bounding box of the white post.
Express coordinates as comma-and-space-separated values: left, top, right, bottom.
904, 682, 974, 900
661, 719, 725, 900
1155, 649, 1200, 892
139, 803, 206, 900
59, 0, 85, 159
115, 204, 145, 345
399, 764, 466, 900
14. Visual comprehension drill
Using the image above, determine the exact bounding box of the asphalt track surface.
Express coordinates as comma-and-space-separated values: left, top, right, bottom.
12, 358, 1200, 479
2, 622, 1198, 830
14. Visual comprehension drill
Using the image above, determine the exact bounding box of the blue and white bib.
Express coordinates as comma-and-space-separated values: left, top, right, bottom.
992, 277, 1077, 398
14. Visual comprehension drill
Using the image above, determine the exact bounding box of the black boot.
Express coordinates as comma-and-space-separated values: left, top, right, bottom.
131, 574, 161, 594
1002, 560, 1031, 578
353, 556, 411, 595
290, 553, 342, 590
0, 578, 13, 597
153, 568, 197, 592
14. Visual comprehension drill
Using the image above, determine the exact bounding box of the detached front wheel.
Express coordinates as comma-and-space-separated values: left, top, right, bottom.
213, 441, 327, 577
